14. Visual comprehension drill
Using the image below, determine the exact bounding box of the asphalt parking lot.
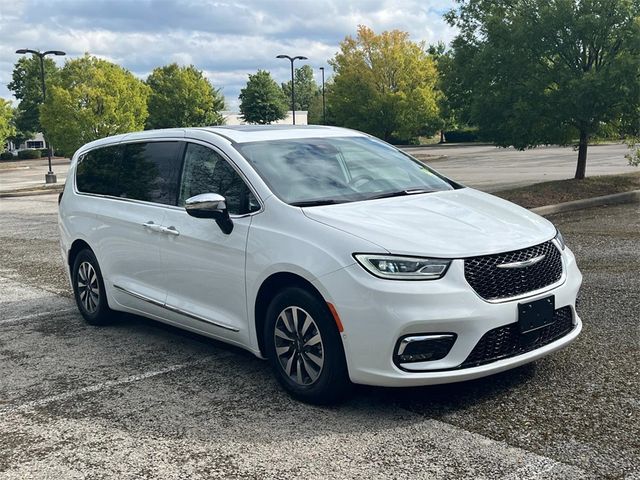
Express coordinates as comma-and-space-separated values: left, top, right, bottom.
0, 194, 638, 479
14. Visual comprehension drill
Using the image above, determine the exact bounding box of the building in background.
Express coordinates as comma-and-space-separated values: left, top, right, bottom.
6, 132, 47, 154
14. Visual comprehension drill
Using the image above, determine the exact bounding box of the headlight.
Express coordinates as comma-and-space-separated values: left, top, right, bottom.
354, 254, 451, 280
554, 229, 566, 250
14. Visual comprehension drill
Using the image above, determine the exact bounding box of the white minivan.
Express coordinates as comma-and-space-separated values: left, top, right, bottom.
59, 126, 582, 403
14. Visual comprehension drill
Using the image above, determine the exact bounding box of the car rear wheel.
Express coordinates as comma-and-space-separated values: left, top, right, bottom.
72, 249, 113, 325
265, 286, 351, 404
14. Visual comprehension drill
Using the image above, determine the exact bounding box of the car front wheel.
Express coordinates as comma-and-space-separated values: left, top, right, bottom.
265, 286, 351, 404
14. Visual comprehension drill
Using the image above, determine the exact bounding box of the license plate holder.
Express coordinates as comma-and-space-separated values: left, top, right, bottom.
518, 296, 555, 334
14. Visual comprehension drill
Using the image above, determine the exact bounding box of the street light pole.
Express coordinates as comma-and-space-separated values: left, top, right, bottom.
276, 54, 307, 125
15, 48, 66, 184
319, 67, 326, 125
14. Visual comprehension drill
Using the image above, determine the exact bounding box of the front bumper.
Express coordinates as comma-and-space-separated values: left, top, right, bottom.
312, 247, 582, 387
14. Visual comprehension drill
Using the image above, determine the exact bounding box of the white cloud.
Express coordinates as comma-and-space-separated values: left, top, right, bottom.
0, 0, 458, 108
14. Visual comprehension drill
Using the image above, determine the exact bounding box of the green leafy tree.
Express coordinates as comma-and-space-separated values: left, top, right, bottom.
307, 85, 326, 124
8, 55, 60, 138
281, 64, 320, 111
427, 42, 460, 143
40, 55, 150, 156
0, 99, 16, 150
145, 63, 225, 129
445, 0, 640, 178
307, 78, 335, 125
328, 25, 441, 143
239, 70, 288, 124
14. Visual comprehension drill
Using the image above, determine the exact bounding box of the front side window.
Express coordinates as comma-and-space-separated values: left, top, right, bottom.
234, 136, 455, 206
179, 143, 258, 215
120, 142, 182, 205
76, 145, 123, 196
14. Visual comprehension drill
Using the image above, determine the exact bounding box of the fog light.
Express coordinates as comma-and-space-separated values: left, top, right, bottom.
394, 334, 456, 365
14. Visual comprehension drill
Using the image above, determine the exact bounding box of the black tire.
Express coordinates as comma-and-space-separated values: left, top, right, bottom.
72, 249, 113, 325
264, 286, 351, 404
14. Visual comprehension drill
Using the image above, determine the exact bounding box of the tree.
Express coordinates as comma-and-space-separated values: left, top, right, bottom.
307, 84, 327, 124
281, 64, 320, 111
239, 70, 288, 124
0, 99, 16, 150
328, 25, 441, 143
145, 63, 225, 129
445, 0, 640, 179
8, 55, 60, 137
427, 42, 460, 143
40, 55, 150, 156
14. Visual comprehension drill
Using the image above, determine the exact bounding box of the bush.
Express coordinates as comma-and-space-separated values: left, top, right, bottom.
39, 148, 51, 157
0, 151, 14, 160
443, 128, 480, 143
17, 149, 41, 159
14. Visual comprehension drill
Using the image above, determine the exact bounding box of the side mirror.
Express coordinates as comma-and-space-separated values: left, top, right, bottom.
185, 193, 233, 234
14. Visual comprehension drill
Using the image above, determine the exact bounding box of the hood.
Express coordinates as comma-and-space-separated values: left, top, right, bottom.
302, 188, 556, 258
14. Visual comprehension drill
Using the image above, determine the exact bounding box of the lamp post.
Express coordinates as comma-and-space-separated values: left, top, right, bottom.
276, 54, 307, 125
319, 66, 326, 125
15, 48, 66, 184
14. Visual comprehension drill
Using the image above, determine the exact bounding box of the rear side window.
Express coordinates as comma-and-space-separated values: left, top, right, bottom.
76, 145, 123, 196
120, 142, 182, 205
76, 141, 182, 205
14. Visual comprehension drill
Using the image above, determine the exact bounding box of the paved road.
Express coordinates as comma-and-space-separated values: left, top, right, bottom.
1, 143, 637, 193
0, 194, 638, 479
405, 143, 637, 191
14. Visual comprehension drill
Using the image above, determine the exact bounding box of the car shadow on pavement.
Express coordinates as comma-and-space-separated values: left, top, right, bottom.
112, 311, 537, 416
354, 363, 537, 414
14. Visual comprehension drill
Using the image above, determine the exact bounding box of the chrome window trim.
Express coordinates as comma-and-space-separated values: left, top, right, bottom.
73, 137, 265, 218
113, 284, 240, 332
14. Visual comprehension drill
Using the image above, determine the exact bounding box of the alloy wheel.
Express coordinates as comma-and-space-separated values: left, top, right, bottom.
77, 261, 100, 313
274, 306, 325, 386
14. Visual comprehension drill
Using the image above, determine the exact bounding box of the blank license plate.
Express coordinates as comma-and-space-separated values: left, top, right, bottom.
518, 296, 555, 334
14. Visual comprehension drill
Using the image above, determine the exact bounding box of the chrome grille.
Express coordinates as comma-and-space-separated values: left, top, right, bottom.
464, 241, 563, 301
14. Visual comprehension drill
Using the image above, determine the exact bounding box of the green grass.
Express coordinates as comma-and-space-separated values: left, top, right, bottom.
494, 172, 640, 208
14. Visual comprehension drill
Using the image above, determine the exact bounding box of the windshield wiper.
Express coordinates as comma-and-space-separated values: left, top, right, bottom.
290, 199, 348, 207
291, 189, 436, 206
365, 188, 436, 201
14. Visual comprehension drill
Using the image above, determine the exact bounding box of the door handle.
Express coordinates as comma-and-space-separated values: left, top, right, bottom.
142, 221, 163, 232
160, 225, 180, 236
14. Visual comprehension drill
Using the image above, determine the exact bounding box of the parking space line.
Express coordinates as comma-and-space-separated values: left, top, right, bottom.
0, 359, 207, 415
0, 307, 77, 326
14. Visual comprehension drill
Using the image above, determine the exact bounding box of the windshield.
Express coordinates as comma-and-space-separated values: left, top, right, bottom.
234, 136, 455, 205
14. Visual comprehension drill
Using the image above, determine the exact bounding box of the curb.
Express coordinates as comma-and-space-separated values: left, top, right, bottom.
531, 190, 640, 216
0, 186, 64, 198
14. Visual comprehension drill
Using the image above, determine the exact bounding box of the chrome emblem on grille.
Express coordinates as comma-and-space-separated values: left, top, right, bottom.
496, 254, 546, 269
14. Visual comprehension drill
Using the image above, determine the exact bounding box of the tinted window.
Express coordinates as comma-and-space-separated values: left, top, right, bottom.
178, 143, 258, 215
76, 145, 123, 196
120, 142, 182, 205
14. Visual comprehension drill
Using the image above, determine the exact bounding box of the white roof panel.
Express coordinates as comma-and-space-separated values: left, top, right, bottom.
195, 125, 367, 143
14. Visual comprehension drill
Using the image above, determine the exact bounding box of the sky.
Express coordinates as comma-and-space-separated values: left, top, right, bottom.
0, 0, 457, 110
